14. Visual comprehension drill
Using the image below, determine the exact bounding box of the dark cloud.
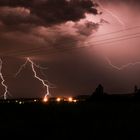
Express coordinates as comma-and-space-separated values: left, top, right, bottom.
99, 0, 140, 4
0, 0, 98, 28
2, 0, 140, 98
0, 0, 100, 58
0, 7, 38, 27
0, 0, 33, 7
30, 0, 98, 26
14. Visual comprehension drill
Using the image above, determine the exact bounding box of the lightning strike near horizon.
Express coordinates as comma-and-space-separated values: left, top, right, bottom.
15, 58, 50, 99
106, 57, 140, 70
0, 58, 9, 100
95, 0, 125, 28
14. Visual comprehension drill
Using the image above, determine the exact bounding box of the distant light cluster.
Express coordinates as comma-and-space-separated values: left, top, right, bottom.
43, 96, 77, 103
0, 96, 79, 105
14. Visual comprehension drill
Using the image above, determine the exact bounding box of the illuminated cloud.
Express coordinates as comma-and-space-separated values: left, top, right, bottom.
0, 0, 100, 57
0, 0, 140, 98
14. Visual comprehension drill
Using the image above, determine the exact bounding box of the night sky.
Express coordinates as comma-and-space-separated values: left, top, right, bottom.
0, 0, 140, 98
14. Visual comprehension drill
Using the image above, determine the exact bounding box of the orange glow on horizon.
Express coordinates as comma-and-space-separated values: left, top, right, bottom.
56, 97, 61, 102
68, 97, 73, 102
43, 96, 48, 102
73, 100, 77, 103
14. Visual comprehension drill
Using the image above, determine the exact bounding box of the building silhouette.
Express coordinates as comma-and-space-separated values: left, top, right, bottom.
134, 85, 140, 97
94, 84, 104, 97
134, 85, 138, 93
88, 84, 105, 101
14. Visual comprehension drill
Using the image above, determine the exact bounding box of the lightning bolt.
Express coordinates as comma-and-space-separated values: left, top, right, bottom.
27, 58, 50, 98
95, 0, 125, 28
15, 59, 28, 77
15, 58, 50, 99
0, 58, 9, 100
92, 1, 140, 71
106, 57, 140, 70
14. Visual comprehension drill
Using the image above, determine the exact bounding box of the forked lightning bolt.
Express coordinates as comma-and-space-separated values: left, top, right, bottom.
15, 58, 50, 100
27, 58, 50, 98
15, 59, 28, 77
92, 1, 140, 70
106, 57, 140, 70
95, 0, 125, 28
0, 58, 9, 100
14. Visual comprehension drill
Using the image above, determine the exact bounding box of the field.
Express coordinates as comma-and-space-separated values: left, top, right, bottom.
0, 99, 140, 139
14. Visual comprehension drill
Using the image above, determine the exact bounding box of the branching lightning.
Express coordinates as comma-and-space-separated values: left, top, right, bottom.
27, 58, 50, 98
0, 58, 9, 100
95, 0, 125, 28
15, 59, 28, 77
106, 57, 140, 70
92, 1, 140, 71
15, 58, 50, 99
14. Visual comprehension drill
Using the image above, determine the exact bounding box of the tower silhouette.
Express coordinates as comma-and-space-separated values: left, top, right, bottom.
95, 84, 104, 96
134, 85, 138, 94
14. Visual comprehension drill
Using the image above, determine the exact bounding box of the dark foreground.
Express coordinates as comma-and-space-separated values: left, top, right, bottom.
0, 99, 140, 139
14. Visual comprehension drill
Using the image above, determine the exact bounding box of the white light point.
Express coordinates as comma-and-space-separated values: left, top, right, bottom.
56, 97, 61, 102
68, 97, 73, 102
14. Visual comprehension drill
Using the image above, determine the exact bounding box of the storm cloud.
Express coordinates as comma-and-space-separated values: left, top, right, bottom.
0, 0, 140, 98
0, 0, 98, 27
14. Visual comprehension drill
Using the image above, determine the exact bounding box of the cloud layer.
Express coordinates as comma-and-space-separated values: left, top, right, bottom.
1, 0, 140, 98
0, 0, 98, 27
0, 0, 100, 57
